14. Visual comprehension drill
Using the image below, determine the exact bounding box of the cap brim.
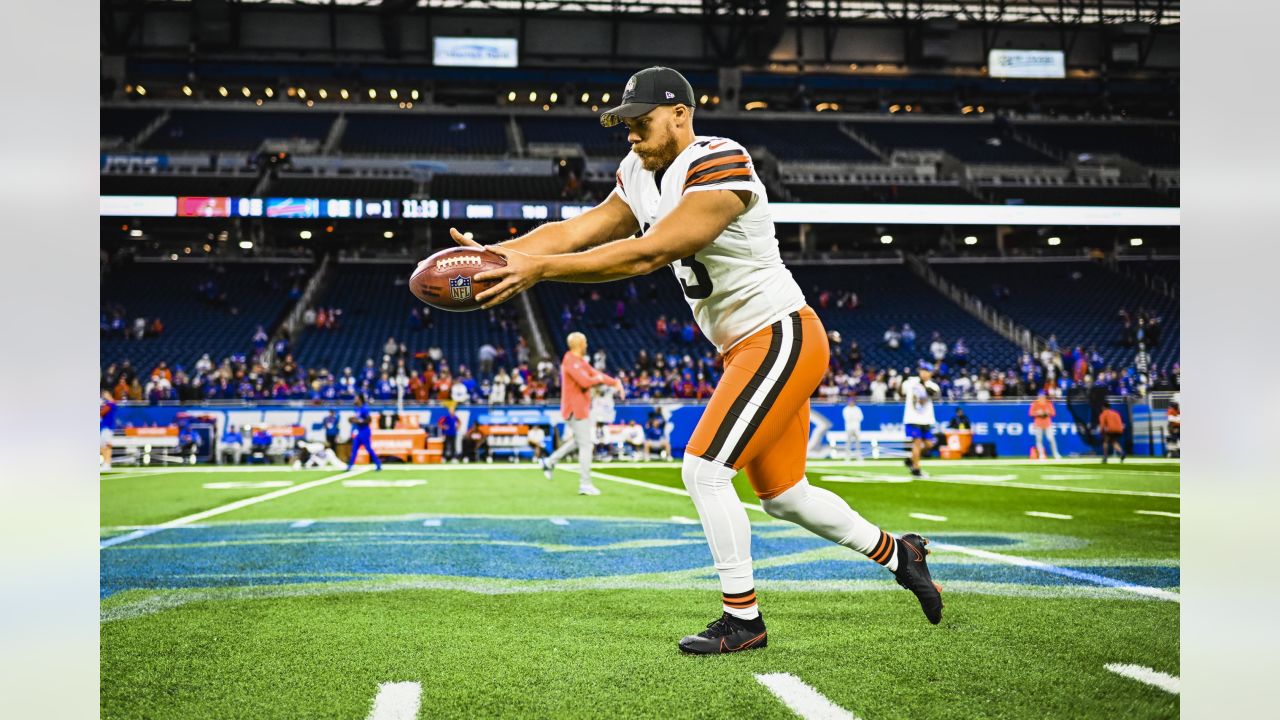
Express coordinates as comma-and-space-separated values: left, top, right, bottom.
599, 102, 660, 127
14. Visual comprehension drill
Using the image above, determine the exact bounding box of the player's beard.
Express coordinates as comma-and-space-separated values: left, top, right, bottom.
636, 131, 682, 172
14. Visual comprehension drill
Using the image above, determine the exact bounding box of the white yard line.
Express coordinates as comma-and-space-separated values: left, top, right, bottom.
549, 518, 570, 526
909, 513, 948, 522
365, 681, 423, 720
1135, 510, 1180, 518
289, 519, 315, 528
591, 467, 1177, 600
1025, 511, 1074, 520
669, 516, 700, 524
1104, 664, 1180, 694
99, 467, 370, 550
916, 476, 1178, 498
421, 519, 442, 527
934, 543, 1180, 602
755, 673, 858, 720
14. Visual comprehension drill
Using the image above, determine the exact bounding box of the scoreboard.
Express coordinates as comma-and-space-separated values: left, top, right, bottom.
101, 195, 595, 221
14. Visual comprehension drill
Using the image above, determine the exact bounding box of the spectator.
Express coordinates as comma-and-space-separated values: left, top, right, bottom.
450, 374, 470, 403
1029, 391, 1062, 460
1098, 403, 1126, 463
946, 408, 972, 430
526, 425, 548, 459
437, 405, 460, 462
929, 333, 948, 363
841, 396, 863, 461
883, 325, 901, 351
491, 368, 510, 405
901, 323, 917, 352
219, 425, 246, 465
951, 338, 969, 368
478, 343, 497, 378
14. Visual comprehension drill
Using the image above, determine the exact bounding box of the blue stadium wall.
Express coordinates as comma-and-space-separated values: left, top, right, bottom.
112, 401, 1167, 458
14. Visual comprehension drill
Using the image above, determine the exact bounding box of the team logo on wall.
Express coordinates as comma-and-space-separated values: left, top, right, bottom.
450, 275, 472, 301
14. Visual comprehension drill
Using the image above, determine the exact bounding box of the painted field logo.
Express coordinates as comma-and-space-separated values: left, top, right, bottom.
449, 275, 472, 301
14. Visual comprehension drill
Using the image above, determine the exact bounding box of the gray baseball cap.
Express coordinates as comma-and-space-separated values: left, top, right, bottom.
599, 66, 697, 128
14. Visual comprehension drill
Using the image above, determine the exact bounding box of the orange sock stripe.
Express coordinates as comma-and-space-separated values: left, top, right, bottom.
722, 594, 757, 607
868, 532, 888, 562
871, 532, 894, 563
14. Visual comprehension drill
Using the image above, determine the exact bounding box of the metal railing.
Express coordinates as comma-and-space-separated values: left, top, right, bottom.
905, 254, 1048, 357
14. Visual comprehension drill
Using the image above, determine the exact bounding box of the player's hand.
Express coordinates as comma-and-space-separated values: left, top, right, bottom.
449, 227, 483, 249
472, 245, 544, 309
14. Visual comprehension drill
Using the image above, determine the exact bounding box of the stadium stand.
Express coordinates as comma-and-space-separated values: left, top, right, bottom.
142, 110, 337, 151
790, 264, 1023, 370
928, 260, 1179, 368
518, 116, 632, 157
982, 184, 1177, 206
1017, 123, 1179, 167
787, 183, 981, 204
293, 263, 522, 375
100, 261, 304, 371
696, 118, 880, 161
100, 173, 260, 196
101, 107, 162, 144
853, 121, 1056, 164
429, 174, 564, 200
265, 174, 416, 198
338, 114, 509, 155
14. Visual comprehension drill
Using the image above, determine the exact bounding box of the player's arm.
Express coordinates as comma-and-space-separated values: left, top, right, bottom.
449, 191, 639, 256
469, 189, 749, 308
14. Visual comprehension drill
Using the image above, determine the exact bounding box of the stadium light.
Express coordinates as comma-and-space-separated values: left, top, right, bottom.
889, 104, 901, 113
529, 91, 537, 102
542, 104, 551, 111
124, 84, 133, 94
405, 102, 413, 109
184, 246, 192, 255
203, 244, 211, 252
286, 87, 296, 97
136, 85, 146, 96
389, 89, 398, 99
384, 231, 395, 239
744, 101, 768, 111
815, 102, 841, 112
880, 235, 894, 244
170, 253, 178, 261
1130, 237, 1144, 246
299, 230, 312, 240
581, 92, 590, 103
508, 91, 517, 102
239, 241, 253, 250
218, 86, 228, 97
961, 105, 974, 114
241, 86, 251, 97
712, 96, 720, 105
601, 93, 610, 103
1048, 236, 1062, 246
129, 229, 143, 238
369, 88, 377, 99
699, 94, 709, 105
340, 89, 349, 100
318, 88, 328, 99
591, 105, 599, 112
306, 100, 314, 107
411, 89, 420, 100
182, 85, 192, 96
964, 235, 978, 245
549, 92, 558, 103
265, 87, 274, 98
255, 99, 263, 106
849, 63, 859, 70
298, 88, 307, 99
977, 105, 986, 113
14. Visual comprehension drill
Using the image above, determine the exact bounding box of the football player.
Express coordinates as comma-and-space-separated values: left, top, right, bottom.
446, 66, 942, 653
901, 361, 941, 477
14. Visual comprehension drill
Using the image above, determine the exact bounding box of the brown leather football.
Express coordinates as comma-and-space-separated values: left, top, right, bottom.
409, 247, 507, 312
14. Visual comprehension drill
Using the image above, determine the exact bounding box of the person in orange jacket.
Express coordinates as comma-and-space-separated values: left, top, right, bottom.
1028, 391, 1061, 460
1098, 403, 1126, 463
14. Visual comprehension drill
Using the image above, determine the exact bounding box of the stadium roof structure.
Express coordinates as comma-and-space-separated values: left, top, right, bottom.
133, 0, 1180, 26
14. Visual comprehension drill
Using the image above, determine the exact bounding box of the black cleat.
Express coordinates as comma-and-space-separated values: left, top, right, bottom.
892, 533, 944, 624
903, 458, 914, 469
678, 612, 768, 655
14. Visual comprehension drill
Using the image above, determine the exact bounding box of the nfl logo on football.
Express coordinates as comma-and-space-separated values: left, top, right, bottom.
449, 275, 472, 301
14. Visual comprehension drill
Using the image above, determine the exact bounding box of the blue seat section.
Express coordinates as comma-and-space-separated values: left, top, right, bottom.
518, 116, 631, 158
789, 265, 1023, 371
101, 262, 303, 371
339, 114, 509, 155
930, 261, 1179, 368
984, 185, 1177, 207
266, 174, 415, 197
534, 271, 716, 369
788, 183, 981, 203
1017, 123, 1179, 167
695, 119, 879, 161
853, 121, 1056, 164
141, 110, 337, 151
293, 263, 520, 375
100, 174, 260, 196
429, 174, 564, 200
101, 108, 162, 142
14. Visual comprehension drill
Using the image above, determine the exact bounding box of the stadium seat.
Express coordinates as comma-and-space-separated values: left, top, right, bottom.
339, 114, 510, 155
852, 121, 1056, 164
1016, 123, 1179, 167
141, 110, 337, 151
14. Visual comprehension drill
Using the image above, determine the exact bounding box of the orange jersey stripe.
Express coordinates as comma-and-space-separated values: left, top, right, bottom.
686, 154, 749, 180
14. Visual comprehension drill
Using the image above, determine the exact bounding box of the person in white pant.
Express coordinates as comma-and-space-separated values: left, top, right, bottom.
292, 439, 344, 469
842, 395, 864, 461
541, 332, 624, 494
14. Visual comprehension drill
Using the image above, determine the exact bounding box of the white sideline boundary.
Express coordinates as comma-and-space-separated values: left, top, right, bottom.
589, 468, 1179, 601
755, 673, 859, 720
99, 467, 370, 549
366, 681, 423, 720
1104, 664, 1180, 694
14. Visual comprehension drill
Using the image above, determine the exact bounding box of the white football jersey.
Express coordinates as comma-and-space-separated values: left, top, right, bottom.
613, 135, 807, 353
900, 376, 940, 425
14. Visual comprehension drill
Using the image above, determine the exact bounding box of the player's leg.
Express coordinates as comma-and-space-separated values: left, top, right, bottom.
853, 431, 863, 461
1033, 426, 1046, 460
574, 418, 598, 494
1047, 426, 1061, 459
100, 428, 113, 470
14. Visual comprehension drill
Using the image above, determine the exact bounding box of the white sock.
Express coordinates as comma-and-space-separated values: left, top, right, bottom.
761, 478, 898, 572
682, 454, 759, 620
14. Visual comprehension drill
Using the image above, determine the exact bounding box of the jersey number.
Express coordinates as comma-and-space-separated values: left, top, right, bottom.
677, 256, 713, 299
640, 222, 714, 300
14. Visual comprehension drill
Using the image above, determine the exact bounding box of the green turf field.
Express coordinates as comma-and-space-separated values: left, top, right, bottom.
101, 459, 1179, 719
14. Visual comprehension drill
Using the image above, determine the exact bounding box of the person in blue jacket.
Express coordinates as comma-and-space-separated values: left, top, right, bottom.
347, 396, 382, 471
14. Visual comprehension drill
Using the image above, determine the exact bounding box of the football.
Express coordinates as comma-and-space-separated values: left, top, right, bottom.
409, 246, 506, 312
